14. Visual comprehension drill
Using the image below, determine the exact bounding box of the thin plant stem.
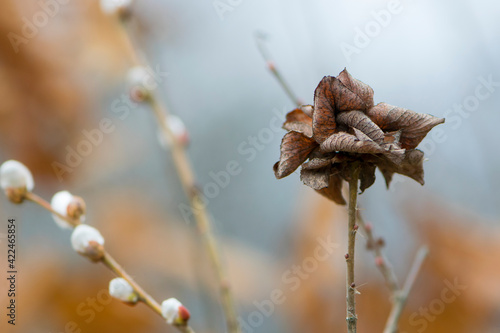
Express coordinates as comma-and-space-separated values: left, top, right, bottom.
149, 98, 241, 333
255, 33, 302, 107
383, 246, 428, 333
117, 21, 241, 333
346, 165, 360, 333
25, 192, 79, 227
356, 211, 399, 293
24, 192, 196, 333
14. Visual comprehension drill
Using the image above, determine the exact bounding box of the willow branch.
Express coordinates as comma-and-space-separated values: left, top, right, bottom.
25, 192, 195, 333
118, 20, 240, 333
356, 211, 399, 293
383, 246, 428, 333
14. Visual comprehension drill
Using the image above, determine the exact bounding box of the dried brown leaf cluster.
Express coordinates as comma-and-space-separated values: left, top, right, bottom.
274, 69, 445, 204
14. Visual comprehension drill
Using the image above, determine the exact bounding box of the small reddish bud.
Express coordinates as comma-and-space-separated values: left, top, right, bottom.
375, 256, 384, 266
353, 224, 359, 231
345, 253, 350, 260
350, 282, 356, 288
178, 305, 191, 323
267, 61, 276, 71
376, 237, 385, 248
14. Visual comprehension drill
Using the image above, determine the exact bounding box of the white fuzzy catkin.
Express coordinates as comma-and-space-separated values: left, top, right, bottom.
50, 191, 84, 229
100, 0, 131, 15
157, 115, 189, 149
127, 66, 155, 91
0, 160, 34, 191
109, 278, 138, 303
71, 224, 104, 254
161, 298, 183, 324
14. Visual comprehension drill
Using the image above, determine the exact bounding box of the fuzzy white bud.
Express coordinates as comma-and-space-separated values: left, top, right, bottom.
161, 298, 190, 325
127, 66, 156, 102
50, 191, 86, 229
109, 278, 138, 303
71, 224, 105, 260
100, 0, 132, 15
157, 115, 190, 149
0, 160, 34, 192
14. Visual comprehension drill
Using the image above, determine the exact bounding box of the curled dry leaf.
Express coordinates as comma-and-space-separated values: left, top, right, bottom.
367, 103, 445, 149
273, 68, 444, 204
336, 111, 384, 144
335, 68, 375, 112
312, 76, 337, 143
273, 131, 318, 179
283, 109, 313, 138
320, 132, 385, 155
315, 174, 346, 205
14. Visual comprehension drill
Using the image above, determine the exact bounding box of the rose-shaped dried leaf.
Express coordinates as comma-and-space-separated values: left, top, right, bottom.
367, 103, 445, 149
312, 76, 337, 143
320, 132, 385, 154
300, 167, 329, 190
302, 157, 333, 170
283, 109, 313, 138
315, 174, 346, 205
359, 164, 376, 193
337, 110, 385, 144
382, 149, 406, 165
334, 69, 374, 112
300, 105, 314, 118
377, 149, 425, 187
352, 127, 373, 142
274, 132, 318, 179
383, 130, 402, 144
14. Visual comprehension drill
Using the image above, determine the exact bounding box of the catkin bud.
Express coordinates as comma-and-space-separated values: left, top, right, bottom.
127, 66, 156, 102
0, 160, 34, 203
100, 0, 132, 18
51, 191, 86, 228
71, 224, 105, 262
161, 298, 190, 325
109, 278, 138, 304
157, 115, 190, 149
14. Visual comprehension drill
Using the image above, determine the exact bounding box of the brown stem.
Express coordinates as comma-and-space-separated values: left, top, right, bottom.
255, 33, 302, 107
25, 191, 196, 333
25, 192, 80, 227
346, 165, 360, 333
356, 211, 399, 293
383, 246, 428, 333
117, 21, 240, 332
149, 97, 240, 333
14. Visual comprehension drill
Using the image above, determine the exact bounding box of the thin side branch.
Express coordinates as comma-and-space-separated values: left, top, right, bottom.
25, 192, 79, 227
118, 23, 241, 333
25, 192, 195, 333
255, 33, 302, 107
150, 98, 241, 333
346, 165, 360, 333
383, 246, 428, 333
356, 211, 399, 293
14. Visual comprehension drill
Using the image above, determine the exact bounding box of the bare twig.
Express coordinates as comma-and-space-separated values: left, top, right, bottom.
383, 246, 428, 333
346, 165, 360, 333
356, 211, 399, 293
25, 192, 79, 227
25, 192, 196, 333
255, 32, 302, 107
150, 97, 241, 333
117, 20, 241, 333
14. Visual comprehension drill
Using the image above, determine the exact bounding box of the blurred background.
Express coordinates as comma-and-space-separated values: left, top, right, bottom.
1, 0, 499, 332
